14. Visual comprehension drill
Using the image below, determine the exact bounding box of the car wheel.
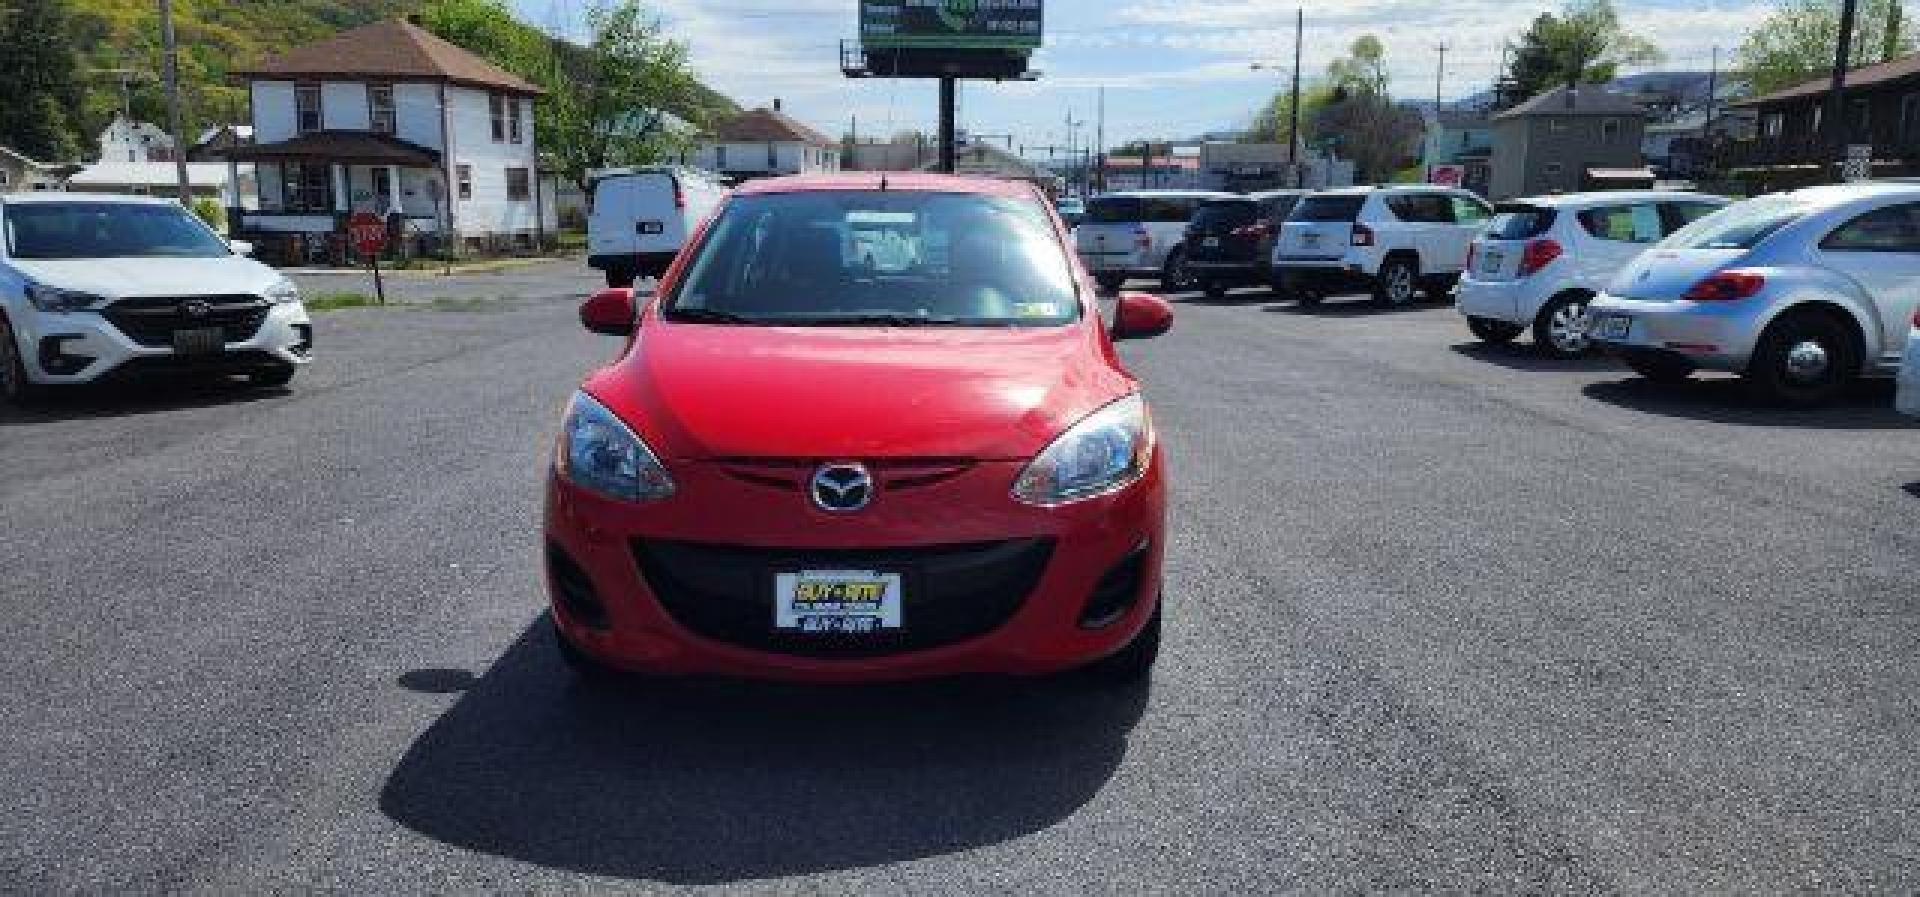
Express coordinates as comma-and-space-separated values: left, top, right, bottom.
1424, 275, 1457, 303
1533, 293, 1595, 359
1096, 273, 1127, 293
247, 365, 297, 388
1744, 311, 1858, 406
1372, 256, 1419, 307
1080, 599, 1160, 685
1202, 280, 1227, 300
1295, 287, 1324, 307
1624, 353, 1696, 384
1468, 317, 1523, 344
1161, 248, 1197, 294
553, 620, 625, 685
0, 314, 47, 406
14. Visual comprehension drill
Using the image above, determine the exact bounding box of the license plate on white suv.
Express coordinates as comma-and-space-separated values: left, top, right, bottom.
774, 570, 902, 634
1592, 314, 1632, 341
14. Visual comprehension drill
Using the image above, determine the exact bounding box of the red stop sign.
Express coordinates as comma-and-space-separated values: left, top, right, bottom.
348, 211, 386, 256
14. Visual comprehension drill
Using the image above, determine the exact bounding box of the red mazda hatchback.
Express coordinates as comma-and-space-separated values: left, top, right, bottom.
544, 174, 1172, 683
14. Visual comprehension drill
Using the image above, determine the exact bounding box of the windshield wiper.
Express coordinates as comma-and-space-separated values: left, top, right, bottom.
780, 313, 968, 327
666, 307, 765, 325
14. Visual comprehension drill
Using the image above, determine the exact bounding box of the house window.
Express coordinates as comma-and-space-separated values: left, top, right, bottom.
369, 84, 395, 135
296, 83, 323, 134
1903, 95, 1920, 143
508, 98, 523, 144
0, 169, 9, 187
456, 164, 472, 200
283, 162, 331, 211
490, 94, 506, 142
767, 143, 779, 169
716, 145, 728, 169
1601, 118, 1621, 142
1548, 119, 1570, 134
1763, 113, 1785, 138
1811, 106, 1823, 136
1850, 98, 1870, 139
506, 167, 530, 201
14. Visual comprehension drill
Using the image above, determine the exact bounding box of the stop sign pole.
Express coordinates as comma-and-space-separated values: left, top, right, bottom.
348, 211, 388, 305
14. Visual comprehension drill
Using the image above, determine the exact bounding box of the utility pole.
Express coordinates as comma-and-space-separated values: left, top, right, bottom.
1434, 42, 1448, 113
1095, 86, 1106, 195
938, 76, 957, 173
1825, 0, 1861, 169
1289, 9, 1303, 187
159, 0, 192, 203
1704, 46, 1719, 136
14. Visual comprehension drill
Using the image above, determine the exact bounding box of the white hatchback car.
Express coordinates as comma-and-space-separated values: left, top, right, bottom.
1456, 191, 1729, 358
1896, 309, 1920, 417
1272, 185, 1493, 307
0, 193, 312, 403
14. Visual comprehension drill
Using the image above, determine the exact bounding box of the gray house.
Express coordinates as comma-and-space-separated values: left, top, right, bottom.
1489, 86, 1650, 200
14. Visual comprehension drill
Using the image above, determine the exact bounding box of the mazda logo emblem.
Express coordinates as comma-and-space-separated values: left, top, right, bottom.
810, 463, 873, 512
181, 299, 213, 318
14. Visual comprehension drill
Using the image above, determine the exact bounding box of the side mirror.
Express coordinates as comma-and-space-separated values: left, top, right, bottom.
1112, 292, 1173, 341
580, 287, 637, 336
229, 240, 254, 257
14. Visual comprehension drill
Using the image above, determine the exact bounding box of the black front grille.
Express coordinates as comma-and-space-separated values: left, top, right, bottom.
633, 538, 1055, 658
102, 295, 268, 348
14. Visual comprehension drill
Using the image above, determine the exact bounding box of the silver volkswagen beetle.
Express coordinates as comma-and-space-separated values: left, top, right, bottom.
1587, 183, 1920, 405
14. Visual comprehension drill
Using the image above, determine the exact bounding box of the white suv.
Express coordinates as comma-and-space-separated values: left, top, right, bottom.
1272, 186, 1493, 307
0, 194, 312, 403
1076, 190, 1235, 293
1456, 191, 1729, 358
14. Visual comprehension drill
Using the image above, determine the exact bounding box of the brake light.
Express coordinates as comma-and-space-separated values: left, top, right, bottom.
1682, 269, 1766, 301
1516, 238, 1562, 276
673, 179, 685, 209
1465, 241, 1478, 271
1351, 224, 1374, 246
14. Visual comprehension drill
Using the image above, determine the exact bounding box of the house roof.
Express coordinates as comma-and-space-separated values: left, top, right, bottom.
1732, 51, 1920, 107
215, 131, 440, 167
709, 108, 837, 149
231, 19, 543, 95
0, 145, 51, 169
1493, 85, 1647, 120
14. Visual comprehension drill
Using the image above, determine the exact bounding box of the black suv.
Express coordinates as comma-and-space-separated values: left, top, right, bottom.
1181, 190, 1307, 299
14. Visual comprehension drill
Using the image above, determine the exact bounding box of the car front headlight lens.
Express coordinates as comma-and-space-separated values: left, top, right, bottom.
556, 391, 675, 502
1012, 393, 1153, 506
25, 284, 106, 313
263, 278, 301, 305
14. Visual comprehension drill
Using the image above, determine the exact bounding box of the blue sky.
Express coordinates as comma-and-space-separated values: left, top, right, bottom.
510, 0, 1767, 155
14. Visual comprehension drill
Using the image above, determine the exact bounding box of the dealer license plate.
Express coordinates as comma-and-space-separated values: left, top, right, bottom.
1203, 237, 1220, 248
1481, 251, 1504, 274
1301, 233, 1321, 249
172, 327, 226, 355
637, 220, 664, 235
774, 570, 902, 634
1593, 314, 1632, 340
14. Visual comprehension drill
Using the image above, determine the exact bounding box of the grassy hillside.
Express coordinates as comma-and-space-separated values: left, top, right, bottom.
66, 0, 736, 155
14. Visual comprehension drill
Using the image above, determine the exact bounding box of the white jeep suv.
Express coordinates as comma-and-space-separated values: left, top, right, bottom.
0, 193, 312, 403
1272, 185, 1492, 307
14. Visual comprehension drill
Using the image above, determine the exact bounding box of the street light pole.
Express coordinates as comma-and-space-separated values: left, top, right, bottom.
1289, 9, 1303, 187
159, 0, 192, 204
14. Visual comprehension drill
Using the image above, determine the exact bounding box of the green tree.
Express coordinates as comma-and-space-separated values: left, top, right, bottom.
1736, 0, 1913, 95
1506, 0, 1664, 97
1303, 36, 1421, 183
0, 0, 85, 161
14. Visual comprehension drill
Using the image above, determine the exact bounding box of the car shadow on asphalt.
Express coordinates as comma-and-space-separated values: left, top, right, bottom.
380, 616, 1149, 884
1261, 297, 1444, 316
1582, 376, 1919, 429
1904, 481, 1920, 499
0, 378, 288, 427
1449, 342, 1623, 373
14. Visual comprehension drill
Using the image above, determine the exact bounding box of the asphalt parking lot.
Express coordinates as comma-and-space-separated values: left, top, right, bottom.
4, 265, 1918, 891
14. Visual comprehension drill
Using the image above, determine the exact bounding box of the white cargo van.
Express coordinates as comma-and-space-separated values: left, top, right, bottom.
587, 167, 728, 287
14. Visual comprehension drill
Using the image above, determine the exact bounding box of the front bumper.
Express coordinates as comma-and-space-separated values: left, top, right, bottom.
11, 301, 313, 384
544, 453, 1166, 682
1584, 293, 1764, 372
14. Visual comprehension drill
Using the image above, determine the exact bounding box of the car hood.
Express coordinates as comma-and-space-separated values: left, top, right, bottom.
587, 321, 1134, 461
8, 256, 283, 302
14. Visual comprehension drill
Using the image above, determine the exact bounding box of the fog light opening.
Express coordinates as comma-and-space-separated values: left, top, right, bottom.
1080, 540, 1150, 630
37, 335, 93, 376
547, 542, 610, 630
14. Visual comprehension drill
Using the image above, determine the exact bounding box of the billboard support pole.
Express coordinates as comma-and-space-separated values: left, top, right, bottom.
939, 76, 957, 173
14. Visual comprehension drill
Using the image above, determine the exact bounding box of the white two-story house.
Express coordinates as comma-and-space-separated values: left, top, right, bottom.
221, 17, 550, 260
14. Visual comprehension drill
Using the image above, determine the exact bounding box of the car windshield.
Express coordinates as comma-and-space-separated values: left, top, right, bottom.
3, 201, 231, 260
1664, 196, 1809, 250
666, 190, 1079, 327
1290, 195, 1366, 222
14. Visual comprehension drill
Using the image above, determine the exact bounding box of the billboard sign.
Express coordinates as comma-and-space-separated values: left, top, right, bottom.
861, 1, 1044, 50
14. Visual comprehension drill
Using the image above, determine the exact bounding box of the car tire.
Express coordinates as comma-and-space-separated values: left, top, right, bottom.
1162, 247, 1199, 294
0, 314, 48, 406
1080, 599, 1160, 685
1532, 292, 1595, 359
1424, 274, 1457, 303
247, 365, 297, 388
1624, 353, 1696, 384
1202, 280, 1227, 300
1372, 256, 1419, 307
553, 620, 625, 685
1743, 311, 1859, 406
1468, 317, 1524, 344
1096, 273, 1127, 294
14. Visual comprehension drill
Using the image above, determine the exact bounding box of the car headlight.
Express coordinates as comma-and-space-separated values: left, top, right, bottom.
263, 278, 301, 305
1012, 393, 1153, 506
556, 391, 675, 502
25, 284, 106, 313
